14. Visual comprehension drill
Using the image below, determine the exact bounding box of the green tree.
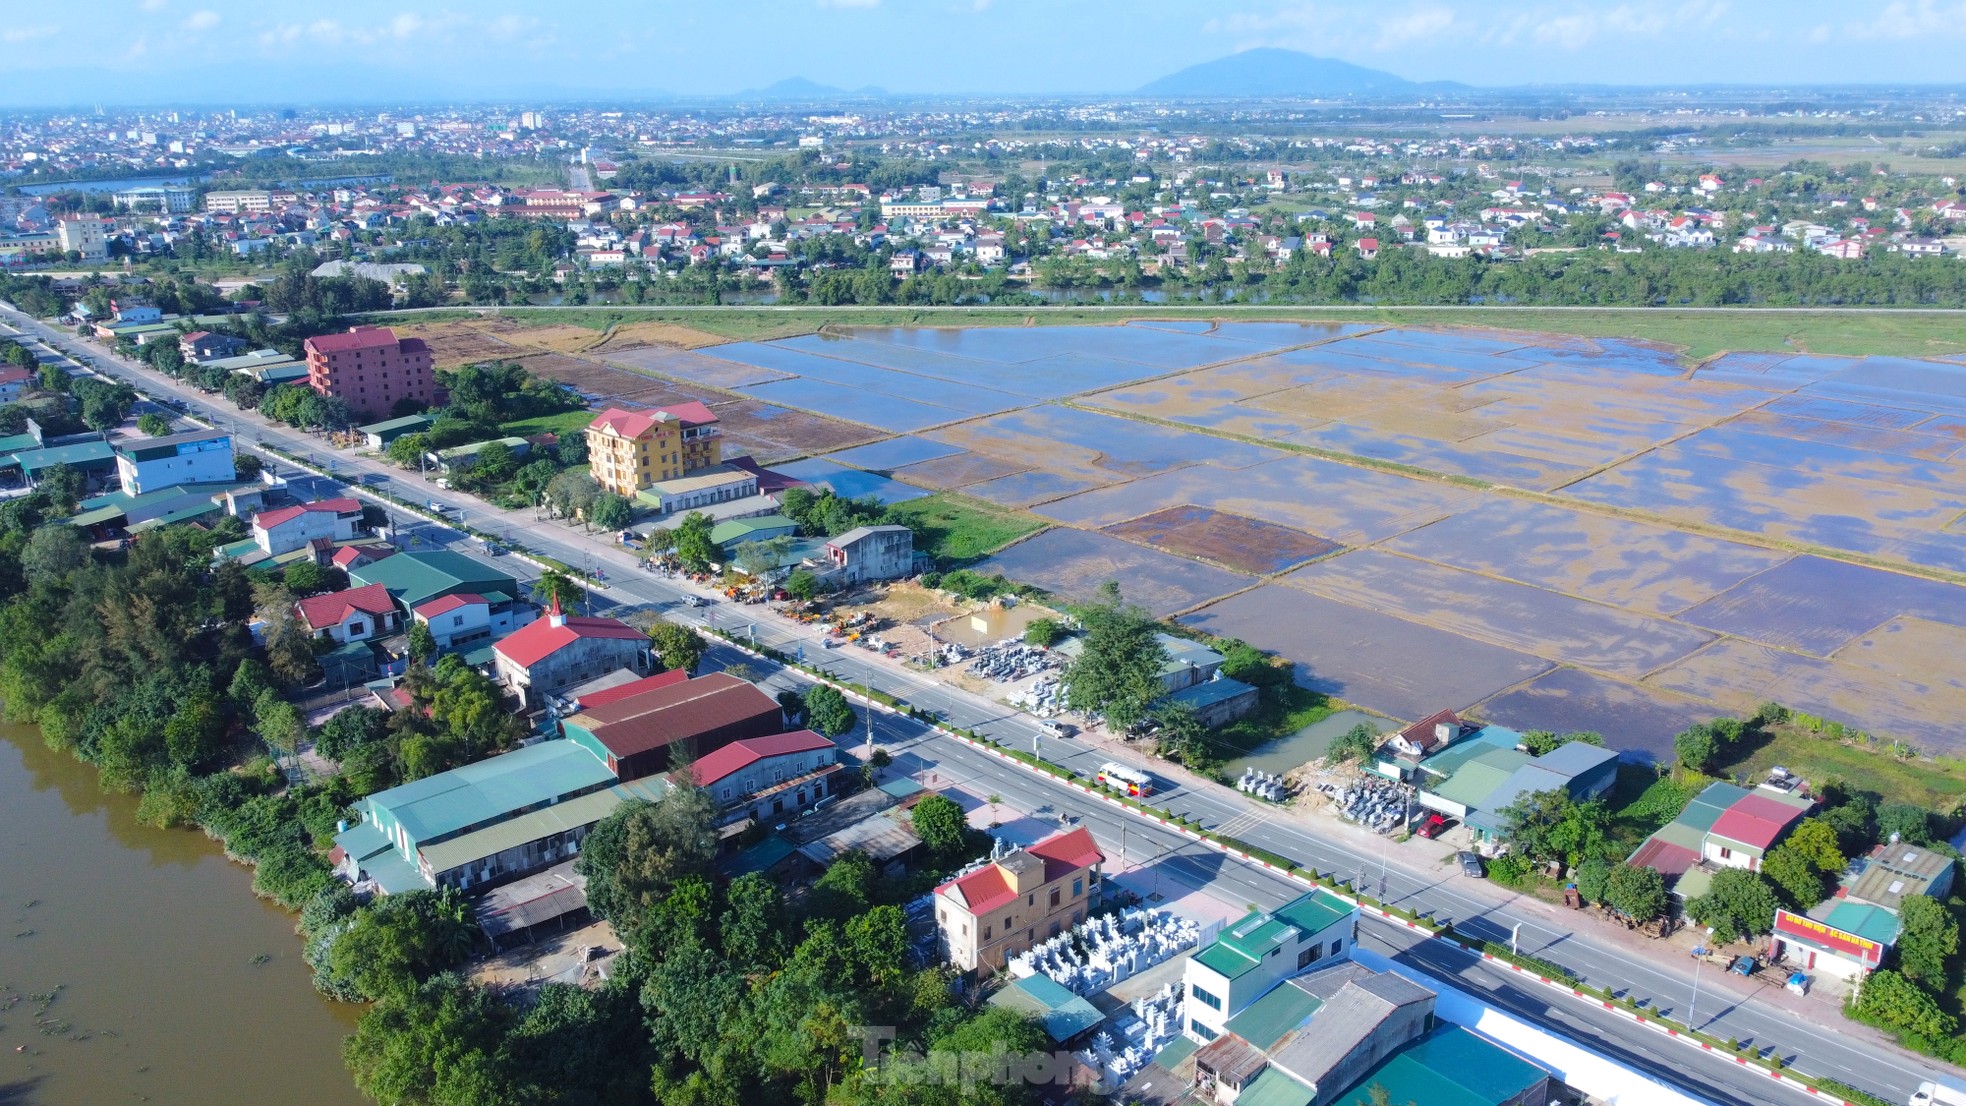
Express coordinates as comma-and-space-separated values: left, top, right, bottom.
911, 793, 970, 857
1852, 968, 1959, 1040
1604, 864, 1669, 923
1687, 867, 1782, 945
1501, 789, 1608, 868
1785, 818, 1847, 873
1760, 843, 1828, 909
809, 850, 876, 921
137, 412, 173, 436
1575, 857, 1613, 906
672, 511, 718, 572
21, 524, 89, 580
1896, 895, 1958, 988
1325, 722, 1377, 765
1022, 617, 1062, 647
388, 432, 430, 469
1878, 802, 1934, 845
1521, 730, 1603, 756
405, 620, 436, 664
530, 569, 585, 615
588, 491, 633, 532
649, 621, 706, 675
1150, 700, 1210, 767
803, 684, 856, 738
1674, 724, 1717, 773
1060, 582, 1168, 732
342, 974, 519, 1106
719, 872, 786, 971
325, 889, 476, 1001
785, 568, 821, 601
315, 705, 391, 761
574, 785, 717, 938
470, 440, 518, 483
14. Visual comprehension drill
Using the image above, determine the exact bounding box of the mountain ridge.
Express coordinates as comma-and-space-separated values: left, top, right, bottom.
1138, 47, 1461, 98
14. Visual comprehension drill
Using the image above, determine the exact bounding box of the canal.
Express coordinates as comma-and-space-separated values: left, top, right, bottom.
0, 722, 363, 1106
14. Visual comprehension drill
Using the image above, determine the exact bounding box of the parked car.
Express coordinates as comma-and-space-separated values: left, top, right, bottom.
1039, 720, 1075, 739
1456, 850, 1484, 878
1416, 813, 1449, 839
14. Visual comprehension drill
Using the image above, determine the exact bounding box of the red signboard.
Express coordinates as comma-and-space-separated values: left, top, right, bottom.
1773, 908, 1883, 966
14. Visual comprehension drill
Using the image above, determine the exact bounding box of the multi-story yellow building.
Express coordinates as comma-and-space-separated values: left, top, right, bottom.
935, 826, 1105, 973
585, 402, 722, 497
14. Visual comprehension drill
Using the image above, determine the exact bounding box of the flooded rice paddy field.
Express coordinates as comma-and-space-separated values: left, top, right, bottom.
544, 320, 1966, 757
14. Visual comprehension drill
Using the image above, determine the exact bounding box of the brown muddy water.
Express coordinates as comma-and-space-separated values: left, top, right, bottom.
0, 722, 363, 1106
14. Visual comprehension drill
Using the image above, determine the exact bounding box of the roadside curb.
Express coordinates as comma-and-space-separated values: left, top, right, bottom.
731, 631, 1871, 1106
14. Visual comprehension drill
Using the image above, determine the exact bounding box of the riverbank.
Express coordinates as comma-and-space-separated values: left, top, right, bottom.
0, 722, 362, 1106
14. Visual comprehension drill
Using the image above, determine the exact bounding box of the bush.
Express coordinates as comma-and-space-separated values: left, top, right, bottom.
253, 842, 336, 909
1487, 852, 1533, 886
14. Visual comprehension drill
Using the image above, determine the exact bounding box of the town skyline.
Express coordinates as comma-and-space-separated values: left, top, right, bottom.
14, 0, 1966, 105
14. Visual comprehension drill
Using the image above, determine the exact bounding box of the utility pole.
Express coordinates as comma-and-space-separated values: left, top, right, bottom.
1689, 953, 1704, 1032
863, 677, 874, 761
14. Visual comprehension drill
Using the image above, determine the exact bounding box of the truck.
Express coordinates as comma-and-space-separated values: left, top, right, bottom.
1911, 1075, 1966, 1106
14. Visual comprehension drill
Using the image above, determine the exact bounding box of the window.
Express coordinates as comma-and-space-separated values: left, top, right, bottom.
1298, 944, 1323, 969
452, 615, 464, 627
982, 926, 991, 941
1049, 889, 1061, 908
1190, 985, 1222, 1011
1027, 894, 1034, 907
1072, 878, 1083, 897
1331, 938, 1344, 955
1002, 915, 1013, 931
1189, 1020, 1218, 1042
1719, 847, 1733, 860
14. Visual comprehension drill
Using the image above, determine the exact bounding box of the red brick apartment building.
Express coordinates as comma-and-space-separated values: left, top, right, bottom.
304, 326, 436, 420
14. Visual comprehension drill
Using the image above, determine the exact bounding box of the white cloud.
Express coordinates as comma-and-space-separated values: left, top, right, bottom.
1846, 0, 1966, 40
1375, 6, 1455, 49
1, 25, 58, 44
124, 35, 149, 59
1208, 3, 1462, 54
182, 9, 219, 31
139, 0, 166, 10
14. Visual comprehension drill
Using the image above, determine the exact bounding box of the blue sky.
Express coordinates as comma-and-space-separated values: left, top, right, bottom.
11, 0, 1966, 103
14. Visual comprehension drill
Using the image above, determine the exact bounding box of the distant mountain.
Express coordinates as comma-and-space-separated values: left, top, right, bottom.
744, 77, 888, 100
1138, 47, 1451, 99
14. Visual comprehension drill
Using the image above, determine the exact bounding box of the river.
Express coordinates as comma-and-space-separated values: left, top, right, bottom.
0, 722, 363, 1106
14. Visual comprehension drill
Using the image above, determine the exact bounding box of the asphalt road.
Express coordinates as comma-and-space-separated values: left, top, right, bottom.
3, 304, 1942, 1106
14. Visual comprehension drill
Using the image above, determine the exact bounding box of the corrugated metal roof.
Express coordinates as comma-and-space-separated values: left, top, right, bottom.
1329, 1026, 1545, 1106
1235, 1067, 1314, 1106
417, 776, 666, 873
988, 975, 1104, 1043
358, 739, 613, 846
1224, 978, 1323, 1050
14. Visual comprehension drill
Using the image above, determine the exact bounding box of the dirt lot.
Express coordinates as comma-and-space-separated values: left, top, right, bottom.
397, 321, 525, 368
1105, 504, 1342, 575
503, 324, 609, 354
595, 321, 730, 351
470, 920, 623, 996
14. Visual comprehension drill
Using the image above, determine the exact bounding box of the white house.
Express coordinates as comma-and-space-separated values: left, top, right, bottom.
1183, 890, 1358, 1043
411, 592, 494, 653
113, 430, 235, 495
295, 583, 399, 645
252, 497, 365, 556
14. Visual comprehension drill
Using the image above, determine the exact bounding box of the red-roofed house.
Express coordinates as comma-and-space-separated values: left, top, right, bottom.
296, 583, 399, 644
491, 599, 652, 705
935, 825, 1105, 972
303, 326, 436, 421
584, 403, 722, 496
1704, 793, 1808, 871
0, 366, 32, 403
684, 729, 840, 822
253, 497, 366, 556
411, 592, 494, 653
331, 545, 391, 572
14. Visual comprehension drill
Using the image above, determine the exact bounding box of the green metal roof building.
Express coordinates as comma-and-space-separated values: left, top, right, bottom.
349, 550, 521, 612
1328, 1026, 1550, 1106
987, 973, 1104, 1044
709, 514, 799, 549
333, 739, 666, 896
1185, 890, 1358, 1043
5, 438, 116, 482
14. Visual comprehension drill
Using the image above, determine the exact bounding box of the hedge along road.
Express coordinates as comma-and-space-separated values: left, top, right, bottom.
0, 301, 1942, 1105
